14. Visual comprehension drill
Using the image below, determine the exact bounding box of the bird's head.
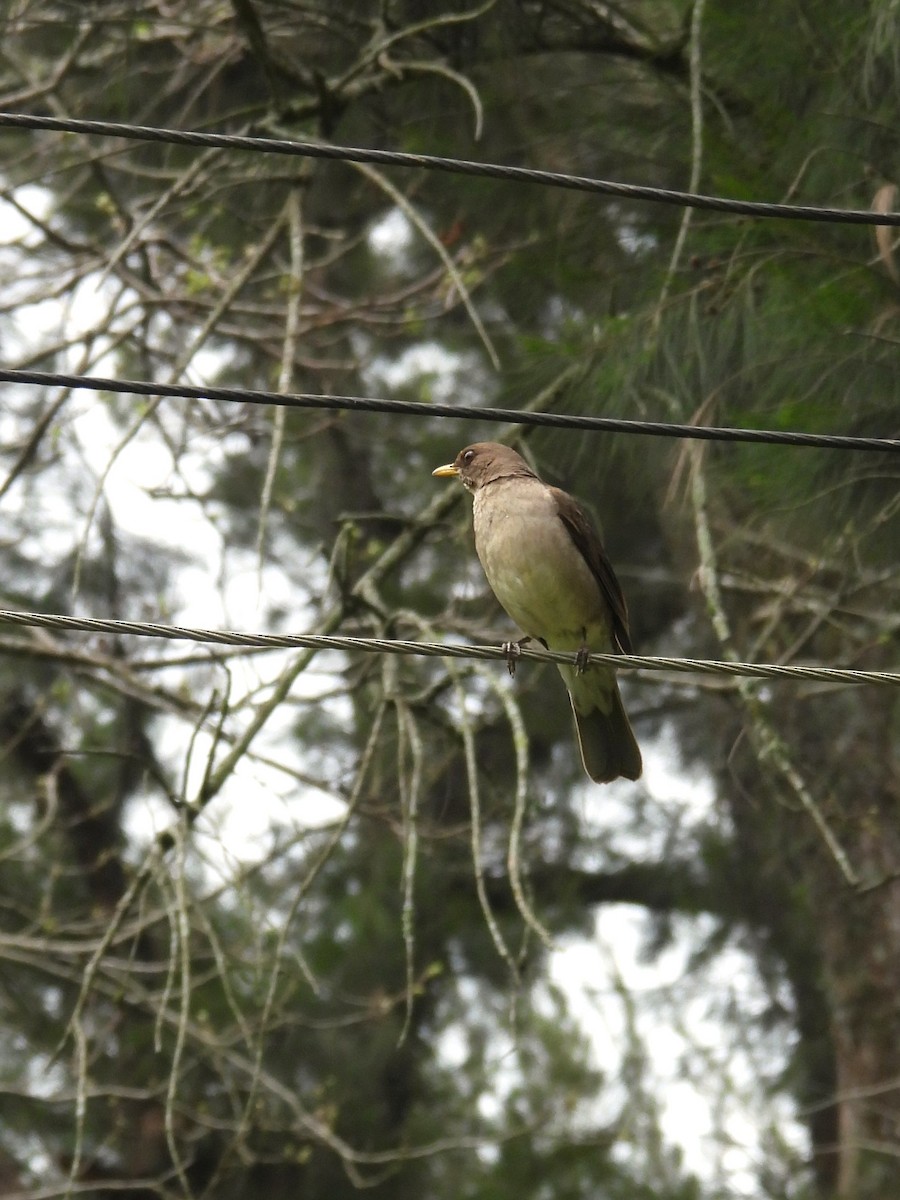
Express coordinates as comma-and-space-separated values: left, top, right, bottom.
432, 442, 534, 492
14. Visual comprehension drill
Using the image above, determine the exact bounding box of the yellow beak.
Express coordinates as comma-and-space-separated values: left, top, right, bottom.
432, 463, 459, 478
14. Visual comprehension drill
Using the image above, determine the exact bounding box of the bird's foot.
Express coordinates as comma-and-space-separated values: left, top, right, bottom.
502, 636, 531, 677
574, 643, 592, 675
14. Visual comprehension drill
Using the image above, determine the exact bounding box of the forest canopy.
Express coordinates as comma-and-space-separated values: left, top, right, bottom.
0, 3, 898, 1198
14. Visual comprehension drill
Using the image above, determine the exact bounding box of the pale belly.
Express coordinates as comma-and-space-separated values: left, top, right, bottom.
473, 480, 612, 652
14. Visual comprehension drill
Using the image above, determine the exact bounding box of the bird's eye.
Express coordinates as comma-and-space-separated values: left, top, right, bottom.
462, 449, 475, 465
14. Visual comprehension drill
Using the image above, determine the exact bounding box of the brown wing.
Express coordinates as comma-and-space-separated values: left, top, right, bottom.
549, 486, 634, 654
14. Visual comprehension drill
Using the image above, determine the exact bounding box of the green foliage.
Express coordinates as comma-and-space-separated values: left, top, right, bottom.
0, 2, 898, 1197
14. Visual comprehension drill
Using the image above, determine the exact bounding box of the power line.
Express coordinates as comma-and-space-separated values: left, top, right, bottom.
1, 369, 897, 454
1, 111, 899, 227
0, 609, 896, 688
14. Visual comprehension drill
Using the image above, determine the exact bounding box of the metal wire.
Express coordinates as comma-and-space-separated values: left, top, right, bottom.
0, 609, 896, 688
1, 111, 899, 226
1, 369, 896, 453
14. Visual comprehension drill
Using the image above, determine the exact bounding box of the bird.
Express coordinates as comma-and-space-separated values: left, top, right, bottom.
432, 442, 642, 784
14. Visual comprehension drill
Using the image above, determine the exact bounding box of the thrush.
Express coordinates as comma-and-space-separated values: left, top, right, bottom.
433, 442, 642, 784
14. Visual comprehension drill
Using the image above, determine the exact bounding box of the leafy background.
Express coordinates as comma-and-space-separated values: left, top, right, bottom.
0, 2, 898, 1197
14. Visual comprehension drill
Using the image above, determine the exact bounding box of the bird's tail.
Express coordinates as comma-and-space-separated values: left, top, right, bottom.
565, 670, 642, 784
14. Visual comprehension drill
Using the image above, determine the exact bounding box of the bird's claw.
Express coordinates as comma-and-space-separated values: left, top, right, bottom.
574, 644, 592, 675
502, 637, 529, 677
